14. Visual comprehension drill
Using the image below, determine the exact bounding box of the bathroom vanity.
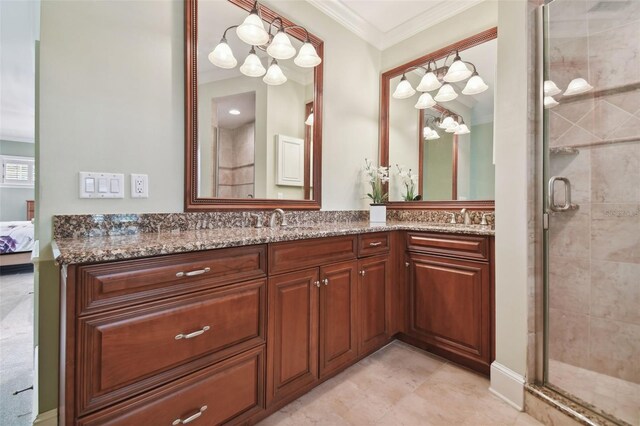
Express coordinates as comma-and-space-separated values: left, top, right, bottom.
55, 221, 494, 425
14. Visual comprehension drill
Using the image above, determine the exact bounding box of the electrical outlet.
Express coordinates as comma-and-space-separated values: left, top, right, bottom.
130, 174, 149, 198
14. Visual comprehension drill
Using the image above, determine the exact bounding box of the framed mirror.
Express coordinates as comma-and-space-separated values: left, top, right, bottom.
185, 0, 323, 210
380, 28, 496, 209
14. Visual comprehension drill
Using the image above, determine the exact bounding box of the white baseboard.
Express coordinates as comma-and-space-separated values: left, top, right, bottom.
32, 346, 39, 423
489, 361, 525, 410
32, 408, 57, 426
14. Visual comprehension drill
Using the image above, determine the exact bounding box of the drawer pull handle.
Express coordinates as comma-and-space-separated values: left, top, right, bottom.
176, 267, 211, 278
314, 280, 321, 288
172, 406, 207, 425
175, 326, 210, 340
359, 270, 365, 276
322, 278, 329, 286
405, 262, 410, 267
369, 241, 383, 247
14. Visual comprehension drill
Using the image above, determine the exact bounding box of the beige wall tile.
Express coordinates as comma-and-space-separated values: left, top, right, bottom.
591, 260, 640, 324
589, 317, 640, 383
552, 124, 599, 148
576, 101, 634, 140
591, 142, 640, 203
549, 209, 591, 258
550, 149, 591, 203
549, 256, 590, 314
591, 204, 640, 263
588, 21, 640, 90
548, 308, 590, 368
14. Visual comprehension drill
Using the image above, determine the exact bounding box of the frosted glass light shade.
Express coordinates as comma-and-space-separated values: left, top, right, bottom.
462, 74, 488, 95
236, 12, 269, 46
443, 59, 472, 82
425, 128, 440, 140
416, 71, 442, 92
267, 31, 296, 60
240, 50, 266, 77
434, 84, 458, 102
544, 80, 561, 96
544, 96, 559, 109
294, 42, 321, 67
305, 112, 314, 126
414, 92, 436, 109
263, 60, 287, 85
455, 124, 470, 135
563, 78, 593, 96
392, 76, 416, 99
208, 40, 237, 69
439, 116, 454, 129
445, 123, 459, 133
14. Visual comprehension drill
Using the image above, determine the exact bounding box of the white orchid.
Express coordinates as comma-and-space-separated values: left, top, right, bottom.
363, 158, 389, 204
395, 164, 419, 201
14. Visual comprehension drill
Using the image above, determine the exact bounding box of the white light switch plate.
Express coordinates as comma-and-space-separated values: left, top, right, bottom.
79, 172, 124, 198
130, 174, 149, 198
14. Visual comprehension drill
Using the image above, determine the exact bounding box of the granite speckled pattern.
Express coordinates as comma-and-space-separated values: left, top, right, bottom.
52, 221, 494, 265
525, 384, 627, 426
52, 210, 495, 239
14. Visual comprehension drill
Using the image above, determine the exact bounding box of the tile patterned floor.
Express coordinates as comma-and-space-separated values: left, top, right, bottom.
259, 341, 542, 426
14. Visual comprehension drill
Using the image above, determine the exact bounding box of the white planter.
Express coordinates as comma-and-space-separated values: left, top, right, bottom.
369, 204, 386, 225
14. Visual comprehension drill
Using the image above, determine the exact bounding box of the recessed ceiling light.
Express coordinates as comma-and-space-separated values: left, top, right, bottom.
229, 109, 240, 115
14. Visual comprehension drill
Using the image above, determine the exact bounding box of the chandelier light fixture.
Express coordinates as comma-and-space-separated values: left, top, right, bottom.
208, 1, 322, 86
543, 78, 593, 109
423, 110, 471, 141
392, 51, 489, 109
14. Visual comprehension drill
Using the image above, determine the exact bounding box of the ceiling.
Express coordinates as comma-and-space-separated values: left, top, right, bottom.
306, 0, 485, 50
216, 91, 256, 130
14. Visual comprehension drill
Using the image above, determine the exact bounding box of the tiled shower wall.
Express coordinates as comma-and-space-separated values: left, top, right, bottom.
218, 122, 255, 198
547, 0, 640, 384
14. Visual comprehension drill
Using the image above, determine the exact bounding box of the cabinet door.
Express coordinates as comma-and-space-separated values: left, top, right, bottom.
267, 269, 319, 405
319, 261, 358, 377
357, 255, 389, 355
407, 253, 490, 372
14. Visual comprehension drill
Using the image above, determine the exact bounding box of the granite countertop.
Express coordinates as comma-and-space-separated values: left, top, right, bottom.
52, 221, 495, 265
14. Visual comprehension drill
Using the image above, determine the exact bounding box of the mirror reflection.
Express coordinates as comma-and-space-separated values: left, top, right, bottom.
196, 0, 317, 201
388, 38, 496, 202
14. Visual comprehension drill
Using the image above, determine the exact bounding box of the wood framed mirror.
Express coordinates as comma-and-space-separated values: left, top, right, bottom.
185, 0, 323, 211
380, 28, 497, 210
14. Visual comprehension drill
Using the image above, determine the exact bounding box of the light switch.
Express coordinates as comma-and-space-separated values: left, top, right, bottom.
98, 178, 108, 193
85, 178, 95, 193
79, 172, 124, 198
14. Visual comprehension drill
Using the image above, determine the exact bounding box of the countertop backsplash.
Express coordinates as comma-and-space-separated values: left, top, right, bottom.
52, 209, 494, 240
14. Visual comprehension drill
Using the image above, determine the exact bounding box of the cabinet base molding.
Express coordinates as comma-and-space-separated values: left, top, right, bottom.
396, 333, 490, 376
489, 361, 525, 410
33, 409, 57, 426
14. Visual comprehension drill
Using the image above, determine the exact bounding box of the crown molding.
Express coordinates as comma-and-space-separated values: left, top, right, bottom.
307, 0, 486, 51
306, 0, 383, 48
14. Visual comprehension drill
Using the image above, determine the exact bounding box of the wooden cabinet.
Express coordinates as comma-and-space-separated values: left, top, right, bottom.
319, 261, 358, 377
357, 255, 389, 354
404, 236, 493, 375
266, 269, 319, 406
61, 246, 268, 426
267, 259, 358, 404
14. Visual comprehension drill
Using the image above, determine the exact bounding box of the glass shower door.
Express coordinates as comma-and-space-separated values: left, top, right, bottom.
543, 0, 640, 424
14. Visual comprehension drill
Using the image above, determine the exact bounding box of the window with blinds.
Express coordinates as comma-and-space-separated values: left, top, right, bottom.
1, 155, 35, 187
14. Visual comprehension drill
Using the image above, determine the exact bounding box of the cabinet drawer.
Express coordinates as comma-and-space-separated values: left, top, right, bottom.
358, 232, 390, 257
269, 235, 357, 274
406, 232, 488, 261
77, 245, 267, 315
77, 279, 266, 415
79, 346, 265, 426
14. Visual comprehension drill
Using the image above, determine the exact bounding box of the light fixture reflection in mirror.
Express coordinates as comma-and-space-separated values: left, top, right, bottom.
209, 1, 321, 85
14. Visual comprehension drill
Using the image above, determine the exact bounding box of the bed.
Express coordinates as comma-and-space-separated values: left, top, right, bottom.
1, 221, 35, 273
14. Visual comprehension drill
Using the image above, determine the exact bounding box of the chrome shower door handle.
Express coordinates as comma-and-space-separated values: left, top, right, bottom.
548, 176, 574, 212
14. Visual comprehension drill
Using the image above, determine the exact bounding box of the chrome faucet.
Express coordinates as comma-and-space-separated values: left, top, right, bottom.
249, 213, 263, 228
460, 208, 472, 225
480, 212, 491, 226
269, 209, 288, 228
447, 212, 457, 224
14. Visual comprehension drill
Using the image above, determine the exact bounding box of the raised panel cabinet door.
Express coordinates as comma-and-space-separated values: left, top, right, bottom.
357, 255, 389, 355
407, 253, 490, 368
319, 260, 358, 377
267, 268, 319, 406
